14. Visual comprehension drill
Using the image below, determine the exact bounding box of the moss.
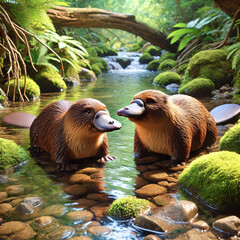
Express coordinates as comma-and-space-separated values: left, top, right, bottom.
94, 46, 118, 57
146, 59, 161, 71
0, 138, 29, 172
86, 47, 98, 58
2, 76, 40, 101
91, 64, 102, 75
159, 52, 177, 62
220, 122, 240, 154
89, 57, 109, 71
116, 58, 131, 69
178, 78, 215, 96
34, 65, 67, 93
153, 71, 182, 86
178, 151, 240, 210
184, 49, 233, 88
107, 196, 150, 220
139, 52, 154, 64
158, 59, 178, 71
129, 43, 141, 52
0, 87, 6, 103
143, 46, 162, 56
233, 66, 240, 88
177, 63, 188, 75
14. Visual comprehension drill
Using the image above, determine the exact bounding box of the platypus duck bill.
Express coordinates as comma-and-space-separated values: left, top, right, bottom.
94, 110, 122, 132
117, 99, 145, 118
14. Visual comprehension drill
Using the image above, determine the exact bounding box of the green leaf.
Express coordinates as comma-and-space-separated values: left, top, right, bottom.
168, 28, 196, 39
178, 35, 193, 51
173, 23, 188, 28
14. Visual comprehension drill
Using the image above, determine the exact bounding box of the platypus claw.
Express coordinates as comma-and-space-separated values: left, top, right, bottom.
98, 155, 116, 163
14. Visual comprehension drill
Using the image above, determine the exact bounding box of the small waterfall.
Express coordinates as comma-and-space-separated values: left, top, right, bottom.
104, 52, 154, 71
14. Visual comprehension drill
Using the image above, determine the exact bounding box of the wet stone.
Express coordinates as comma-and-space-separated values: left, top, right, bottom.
9, 223, 36, 240
143, 234, 162, 240
67, 210, 94, 223
90, 203, 110, 221
5, 185, 24, 196
192, 220, 210, 231
76, 167, 99, 175
158, 181, 169, 187
15, 202, 34, 216
9, 198, 23, 207
69, 236, 92, 240
0, 221, 26, 235
153, 194, 176, 206
64, 184, 88, 196
0, 203, 12, 215
69, 174, 91, 184
170, 229, 217, 240
43, 225, 74, 240
87, 225, 111, 237
23, 197, 43, 208
33, 216, 54, 227
41, 204, 66, 217
213, 215, 240, 236
76, 198, 97, 209
143, 170, 169, 182
135, 184, 167, 198
86, 193, 110, 202
0, 192, 8, 203
135, 176, 149, 188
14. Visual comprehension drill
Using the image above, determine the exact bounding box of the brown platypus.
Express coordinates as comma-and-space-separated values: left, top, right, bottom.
117, 90, 217, 163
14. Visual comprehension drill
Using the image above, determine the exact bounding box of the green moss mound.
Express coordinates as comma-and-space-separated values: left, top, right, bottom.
177, 63, 188, 75
220, 122, 240, 154
153, 71, 181, 86
185, 49, 233, 88
143, 46, 162, 56
89, 57, 109, 71
178, 78, 215, 96
129, 43, 141, 52
146, 59, 161, 71
0, 138, 29, 172
158, 59, 178, 71
2, 76, 40, 101
91, 64, 102, 75
0, 88, 6, 103
107, 196, 150, 220
179, 151, 240, 210
34, 66, 67, 93
139, 52, 154, 64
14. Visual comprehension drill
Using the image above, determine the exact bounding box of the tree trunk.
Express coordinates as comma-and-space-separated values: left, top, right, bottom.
213, 0, 240, 17
47, 6, 178, 52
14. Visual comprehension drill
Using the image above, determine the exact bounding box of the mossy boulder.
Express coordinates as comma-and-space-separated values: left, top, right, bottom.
2, 76, 40, 101
63, 64, 80, 86
159, 52, 177, 61
95, 46, 118, 57
153, 71, 182, 86
220, 121, 240, 154
185, 49, 233, 88
33, 66, 67, 93
91, 64, 102, 75
146, 59, 161, 71
116, 58, 131, 69
89, 57, 109, 71
139, 52, 154, 64
107, 196, 151, 220
177, 63, 188, 75
78, 67, 97, 82
86, 47, 98, 58
129, 43, 141, 52
143, 46, 162, 56
178, 78, 215, 96
0, 138, 29, 172
178, 151, 240, 210
158, 59, 178, 71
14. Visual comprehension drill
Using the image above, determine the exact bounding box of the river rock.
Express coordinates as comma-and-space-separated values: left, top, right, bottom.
64, 184, 88, 196
152, 194, 176, 206
90, 203, 110, 221
162, 200, 198, 223
41, 204, 66, 217
86, 193, 110, 202
87, 225, 111, 237
165, 83, 179, 94
0, 192, 7, 203
213, 215, 240, 235
33, 216, 54, 226
134, 184, 167, 198
15, 202, 34, 216
76, 198, 97, 208
43, 225, 74, 240
0, 203, 12, 215
67, 210, 94, 223
0, 221, 25, 235
23, 197, 43, 208
76, 167, 100, 175
143, 235, 161, 240
170, 229, 217, 240
5, 185, 24, 196
143, 170, 169, 182
192, 220, 209, 231
69, 174, 91, 184
9, 223, 36, 240
116, 58, 131, 69
69, 237, 92, 240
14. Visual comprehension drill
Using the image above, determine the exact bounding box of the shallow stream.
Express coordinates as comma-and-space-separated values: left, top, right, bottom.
0, 55, 230, 239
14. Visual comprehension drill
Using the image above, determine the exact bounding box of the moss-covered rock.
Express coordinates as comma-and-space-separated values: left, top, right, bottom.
91, 64, 102, 75
95, 46, 118, 57
178, 78, 215, 96
220, 122, 240, 154
2, 76, 40, 101
129, 43, 141, 52
143, 46, 162, 56
185, 49, 233, 88
178, 151, 240, 210
33, 66, 67, 93
146, 59, 161, 71
153, 71, 182, 86
0, 138, 29, 172
89, 57, 109, 71
159, 52, 177, 61
78, 67, 97, 82
139, 53, 154, 64
177, 63, 188, 75
107, 196, 151, 220
116, 58, 131, 69
86, 47, 98, 58
158, 59, 178, 71
63, 64, 80, 86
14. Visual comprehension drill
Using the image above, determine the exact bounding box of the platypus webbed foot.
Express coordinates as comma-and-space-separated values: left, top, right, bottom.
97, 155, 116, 163
57, 163, 78, 172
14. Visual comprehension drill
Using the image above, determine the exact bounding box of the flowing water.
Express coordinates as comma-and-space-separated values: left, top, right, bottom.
0, 53, 225, 239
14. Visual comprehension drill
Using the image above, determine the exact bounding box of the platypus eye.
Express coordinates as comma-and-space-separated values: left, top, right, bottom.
84, 108, 92, 114
146, 98, 155, 104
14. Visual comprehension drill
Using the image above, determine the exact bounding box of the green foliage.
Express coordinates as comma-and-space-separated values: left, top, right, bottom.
179, 151, 240, 210
220, 122, 240, 154
227, 42, 240, 70
107, 196, 150, 220
0, 138, 29, 172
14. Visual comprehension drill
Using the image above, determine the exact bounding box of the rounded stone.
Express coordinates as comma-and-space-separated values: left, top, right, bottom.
87, 225, 111, 237
67, 210, 94, 223
0, 221, 25, 235
15, 202, 34, 215
9, 223, 36, 240
5, 186, 24, 196
0, 203, 12, 215
143, 234, 161, 240
23, 197, 43, 208
0, 192, 8, 203
69, 174, 91, 184
134, 184, 167, 198
143, 171, 169, 182
33, 216, 54, 226
44, 226, 74, 240
192, 220, 210, 231
64, 184, 87, 196
69, 237, 92, 240
41, 204, 66, 217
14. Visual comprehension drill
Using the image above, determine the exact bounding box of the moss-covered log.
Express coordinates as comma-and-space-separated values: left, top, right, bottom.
46, 6, 178, 52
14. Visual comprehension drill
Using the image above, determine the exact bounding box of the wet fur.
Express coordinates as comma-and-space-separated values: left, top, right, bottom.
131, 90, 217, 162
30, 99, 109, 166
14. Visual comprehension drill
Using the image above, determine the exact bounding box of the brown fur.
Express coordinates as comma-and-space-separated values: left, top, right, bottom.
30, 99, 109, 167
129, 90, 217, 162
